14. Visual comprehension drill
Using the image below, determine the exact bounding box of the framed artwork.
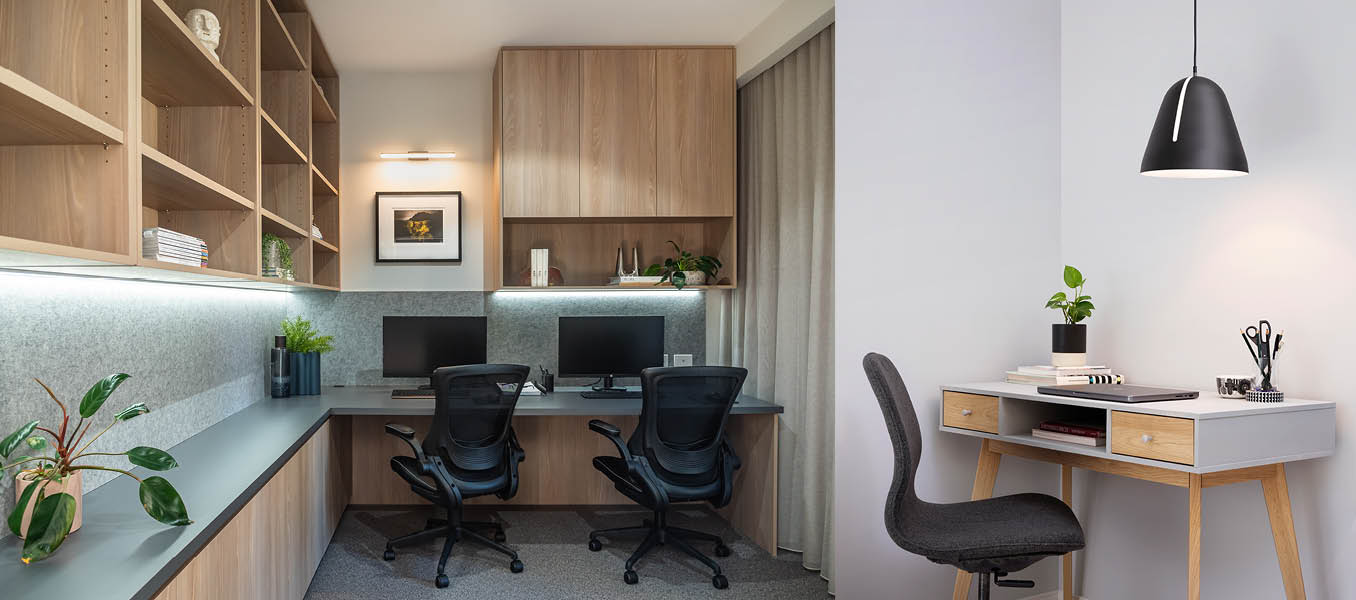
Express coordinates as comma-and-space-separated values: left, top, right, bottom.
375, 191, 462, 262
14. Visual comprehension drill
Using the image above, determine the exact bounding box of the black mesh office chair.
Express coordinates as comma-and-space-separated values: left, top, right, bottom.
383, 364, 530, 588
587, 366, 748, 590
862, 353, 1086, 599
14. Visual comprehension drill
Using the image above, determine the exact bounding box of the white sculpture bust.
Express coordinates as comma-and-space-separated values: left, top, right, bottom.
183, 9, 222, 60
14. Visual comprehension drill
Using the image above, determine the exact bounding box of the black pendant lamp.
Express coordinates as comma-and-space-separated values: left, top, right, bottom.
1140, 0, 1248, 178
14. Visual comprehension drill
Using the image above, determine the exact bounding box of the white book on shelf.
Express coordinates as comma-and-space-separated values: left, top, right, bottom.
1031, 428, 1105, 447
530, 249, 540, 286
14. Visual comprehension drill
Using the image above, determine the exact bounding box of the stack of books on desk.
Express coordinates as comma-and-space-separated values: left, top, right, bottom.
1031, 421, 1106, 446
142, 227, 208, 267
1005, 365, 1124, 386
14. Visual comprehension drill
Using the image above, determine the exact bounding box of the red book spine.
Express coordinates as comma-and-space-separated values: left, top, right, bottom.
1038, 422, 1105, 437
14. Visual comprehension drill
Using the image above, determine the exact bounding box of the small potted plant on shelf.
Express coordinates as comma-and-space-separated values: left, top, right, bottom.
1045, 265, 1095, 367
1, 374, 191, 563
643, 241, 722, 290
282, 316, 335, 395
262, 233, 294, 281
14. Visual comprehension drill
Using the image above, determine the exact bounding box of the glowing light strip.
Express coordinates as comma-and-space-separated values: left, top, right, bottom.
379, 151, 456, 160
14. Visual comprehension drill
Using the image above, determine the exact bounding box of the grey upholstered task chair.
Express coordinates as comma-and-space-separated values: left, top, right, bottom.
862, 353, 1086, 599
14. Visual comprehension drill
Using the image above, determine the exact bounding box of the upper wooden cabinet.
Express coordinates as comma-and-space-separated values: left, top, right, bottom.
580, 49, 657, 217
656, 48, 735, 217
501, 49, 580, 218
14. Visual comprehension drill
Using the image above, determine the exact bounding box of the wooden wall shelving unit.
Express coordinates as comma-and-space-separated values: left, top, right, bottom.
0, 0, 342, 291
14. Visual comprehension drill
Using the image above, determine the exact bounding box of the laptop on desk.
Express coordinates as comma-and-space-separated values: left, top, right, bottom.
1036, 384, 1199, 403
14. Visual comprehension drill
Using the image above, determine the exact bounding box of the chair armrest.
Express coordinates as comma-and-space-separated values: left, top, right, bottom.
385, 422, 429, 473
589, 419, 632, 462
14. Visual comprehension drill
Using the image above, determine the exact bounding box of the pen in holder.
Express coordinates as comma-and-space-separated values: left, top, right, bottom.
537, 365, 554, 393
1239, 319, 1285, 402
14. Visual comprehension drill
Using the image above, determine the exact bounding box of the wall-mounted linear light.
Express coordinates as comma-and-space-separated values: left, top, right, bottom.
380, 151, 456, 161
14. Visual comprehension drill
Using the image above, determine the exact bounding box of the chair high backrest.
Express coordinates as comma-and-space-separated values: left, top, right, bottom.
426, 364, 530, 474
634, 366, 748, 484
861, 352, 925, 546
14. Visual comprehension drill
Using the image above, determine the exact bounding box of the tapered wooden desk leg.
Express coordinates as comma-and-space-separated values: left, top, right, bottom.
1188, 473, 1202, 600
953, 439, 1002, 600
1261, 464, 1306, 600
1061, 464, 1074, 600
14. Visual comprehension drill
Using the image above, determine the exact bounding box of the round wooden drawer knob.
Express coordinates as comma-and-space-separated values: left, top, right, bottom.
961, 409, 973, 416
1141, 434, 1153, 443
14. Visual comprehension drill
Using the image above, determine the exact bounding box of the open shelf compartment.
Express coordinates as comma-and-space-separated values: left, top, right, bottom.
500, 217, 736, 288
141, 0, 254, 107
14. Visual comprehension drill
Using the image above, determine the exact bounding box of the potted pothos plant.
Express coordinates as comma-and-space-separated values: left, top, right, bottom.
282, 316, 334, 396
1045, 265, 1095, 367
643, 241, 722, 290
0, 374, 191, 563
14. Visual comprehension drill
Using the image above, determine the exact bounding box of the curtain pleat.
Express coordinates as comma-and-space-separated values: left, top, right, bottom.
719, 24, 834, 587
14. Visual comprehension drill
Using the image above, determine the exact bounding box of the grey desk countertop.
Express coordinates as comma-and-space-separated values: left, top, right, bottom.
0, 386, 781, 600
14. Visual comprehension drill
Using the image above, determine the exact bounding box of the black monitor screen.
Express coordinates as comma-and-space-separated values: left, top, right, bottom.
382, 316, 488, 378
558, 316, 664, 378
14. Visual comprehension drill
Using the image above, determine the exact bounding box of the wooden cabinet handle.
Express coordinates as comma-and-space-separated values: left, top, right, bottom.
961, 409, 973, 416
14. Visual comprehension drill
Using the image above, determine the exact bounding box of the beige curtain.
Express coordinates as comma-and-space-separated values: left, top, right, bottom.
715, 25, 834, 584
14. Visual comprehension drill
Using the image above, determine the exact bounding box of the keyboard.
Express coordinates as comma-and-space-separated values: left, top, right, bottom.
581, 390, 641, 399
391, 389, 434, 399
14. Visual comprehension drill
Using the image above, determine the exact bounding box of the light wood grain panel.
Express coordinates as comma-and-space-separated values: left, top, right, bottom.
151, 105, 258, 200
160, 208, 256, 274
1188, 473, 1202, 600
942, 391, 999, 434
1111, 411, 1195, 465
141, 0, 252, 107
279, 12, 311, 68
485, 55, 504, 290
656, 48, 734, 217
162, 0, 256, 92
312, 121, 338, 182
261, 1, 306, 71
262, 164, 310, 232
0, 66, 124, 145
715, 413, 778, 555
0, 145, 129, 255
260, 71, 310, 157
580, 49, 656, 217
312, 193, 339, 248
1261, 464, 1306, 599
501, 49, 579, 217
987, 439, 1192, 487
0, 0, 127, 128
312, 239, 339, 288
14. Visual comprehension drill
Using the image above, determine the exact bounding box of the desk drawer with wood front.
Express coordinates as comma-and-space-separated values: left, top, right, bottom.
1110, 411, 1195, 465
942, 391, 999, 434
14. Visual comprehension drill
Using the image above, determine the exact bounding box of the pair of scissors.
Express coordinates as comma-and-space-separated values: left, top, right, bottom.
1246, 320, 1273, 359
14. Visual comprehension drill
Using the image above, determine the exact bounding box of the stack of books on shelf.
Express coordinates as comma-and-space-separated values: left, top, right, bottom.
1031, 420, 1106, 446
142, 227, 207, 268
1005, 365, 1124, 385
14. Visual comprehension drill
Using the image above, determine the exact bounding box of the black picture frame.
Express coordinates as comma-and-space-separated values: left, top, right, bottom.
374, 191, 463, 263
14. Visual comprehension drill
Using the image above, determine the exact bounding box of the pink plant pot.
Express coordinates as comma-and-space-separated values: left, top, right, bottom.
14, 470, 82, 538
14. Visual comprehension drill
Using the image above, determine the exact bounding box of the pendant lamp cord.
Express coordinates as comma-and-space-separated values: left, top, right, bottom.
1192, 0, 1198, 75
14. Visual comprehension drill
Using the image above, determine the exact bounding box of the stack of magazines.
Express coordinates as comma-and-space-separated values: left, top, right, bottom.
1005, 365, 1124, 385
1031, 421, 1106, 446
142, 227, 207, 267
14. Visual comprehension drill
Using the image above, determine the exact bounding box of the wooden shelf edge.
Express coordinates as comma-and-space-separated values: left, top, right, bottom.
311, 76, 337, 122
139, 257, 252, 279
311, 237, 338, 253
310, 26, 338, 78
141, 143, 254, 211
141, 0, 254, 107
260, 110, 307, 163
261, 1, 308, 71
495, 285, 731, 292
311, 164, 338, 195
260, 207, 309, 237
0, 236, 135, 267
255, 275, 338, 291
502, 215, 735, 223
0, 67, 126, 146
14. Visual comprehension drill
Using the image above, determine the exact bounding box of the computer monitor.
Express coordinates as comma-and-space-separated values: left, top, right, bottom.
382, 316, 488, 379
558, 316, 664, 392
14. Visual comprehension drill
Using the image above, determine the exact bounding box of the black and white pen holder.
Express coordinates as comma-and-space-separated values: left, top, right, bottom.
1246, 389, 1285, 403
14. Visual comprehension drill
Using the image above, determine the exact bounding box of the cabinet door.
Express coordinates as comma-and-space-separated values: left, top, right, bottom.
580, 49, 657, 217
656, 48, 735, 217
501, 50, 580, 217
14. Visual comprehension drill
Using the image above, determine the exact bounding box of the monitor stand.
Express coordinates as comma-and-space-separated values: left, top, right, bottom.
391, 380, 435, 399
582, 375, 640, 399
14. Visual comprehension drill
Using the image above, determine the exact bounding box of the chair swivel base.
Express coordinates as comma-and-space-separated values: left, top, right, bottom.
588, 509, 732, 590
384, 516, 523, 588
975, 571, 1035, 600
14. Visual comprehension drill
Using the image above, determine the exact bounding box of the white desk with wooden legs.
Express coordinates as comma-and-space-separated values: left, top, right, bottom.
938, 382, 1335, 600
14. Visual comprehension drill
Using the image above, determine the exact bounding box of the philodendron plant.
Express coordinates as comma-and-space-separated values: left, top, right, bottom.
0, 374, 191, 563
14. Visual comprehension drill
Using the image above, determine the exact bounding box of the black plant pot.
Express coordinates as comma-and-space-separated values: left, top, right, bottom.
290, 352, 321, 395
1051, 324, 1087, 354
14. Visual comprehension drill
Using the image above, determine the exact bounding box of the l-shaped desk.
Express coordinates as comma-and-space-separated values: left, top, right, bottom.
940, 382, 1335, 600
1, 386, 783, 600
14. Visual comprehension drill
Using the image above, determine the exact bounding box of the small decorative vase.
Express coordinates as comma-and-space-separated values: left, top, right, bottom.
289, 351, 321, 395
182, 9, 222, 60
1051, 324, 1087, 367
679, 271, 708, 286
15, 470, 83, 538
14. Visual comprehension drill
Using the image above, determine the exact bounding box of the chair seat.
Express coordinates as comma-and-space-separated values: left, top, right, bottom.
896, 493, 1085, 573
390, 455, 510, 502
592, 456, 722, 506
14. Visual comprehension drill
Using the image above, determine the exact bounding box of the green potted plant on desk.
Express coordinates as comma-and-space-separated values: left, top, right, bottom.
643, 241, 722, 290
1045, 265, 1095, 367
282, 316, 335, 395
1, 374, 191, 563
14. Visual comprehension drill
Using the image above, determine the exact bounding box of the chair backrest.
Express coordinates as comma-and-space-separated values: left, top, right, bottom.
424, 364, 530, 474
861, 352, 924, 545
632, 366, 748, 485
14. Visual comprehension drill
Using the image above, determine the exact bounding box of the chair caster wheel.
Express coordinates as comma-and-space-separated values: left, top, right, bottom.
382, 548, 395, 561
714, 544, 731, 557
712, 574, 728, 589
510, 559, 524, 573
435, 574, 450, 588
623, 570, 639, 585
495, 530, 507, 543
588, 538, 602, 552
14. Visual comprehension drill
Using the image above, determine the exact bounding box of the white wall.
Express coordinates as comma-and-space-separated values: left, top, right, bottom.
736, 0, 835, 85
1062, 1, 1354, 598
835, 1, 1063, 598
339, 71, 491, 291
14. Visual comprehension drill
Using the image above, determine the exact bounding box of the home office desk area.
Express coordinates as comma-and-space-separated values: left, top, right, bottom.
939, 382, 1335, 600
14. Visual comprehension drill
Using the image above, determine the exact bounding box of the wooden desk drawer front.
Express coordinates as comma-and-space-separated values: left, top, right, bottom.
942, 392, 999, 434
1111, 411, 1195, 465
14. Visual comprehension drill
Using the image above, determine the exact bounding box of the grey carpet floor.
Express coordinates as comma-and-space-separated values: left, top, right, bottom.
305, 507, 828, 599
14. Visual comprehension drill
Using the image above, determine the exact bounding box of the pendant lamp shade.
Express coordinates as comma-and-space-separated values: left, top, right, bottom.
1140, 75, 1248, 178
